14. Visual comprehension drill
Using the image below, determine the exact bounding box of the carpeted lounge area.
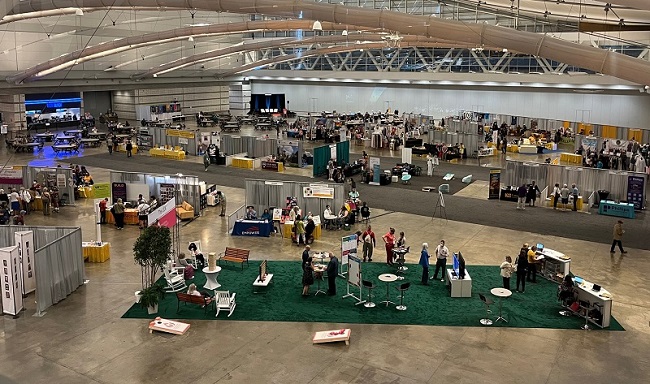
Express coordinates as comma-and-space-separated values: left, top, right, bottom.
123, 261, 624, 331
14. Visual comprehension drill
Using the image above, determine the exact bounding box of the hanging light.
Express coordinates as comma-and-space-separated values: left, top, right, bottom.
342, 30, 348, 36
312, 21, 323, 31
188, 36, 194, 42
75, 8, 84, 16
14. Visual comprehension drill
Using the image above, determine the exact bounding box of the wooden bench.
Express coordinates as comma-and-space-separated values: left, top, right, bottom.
176, 292, 213, 314
218, 247, 250, 270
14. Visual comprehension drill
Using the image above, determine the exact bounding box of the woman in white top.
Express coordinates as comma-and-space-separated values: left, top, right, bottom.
551, 183, 561, 210
500, 256, 514, 290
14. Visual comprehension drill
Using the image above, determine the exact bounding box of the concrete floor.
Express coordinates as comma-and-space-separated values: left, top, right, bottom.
0, 129, 649, 384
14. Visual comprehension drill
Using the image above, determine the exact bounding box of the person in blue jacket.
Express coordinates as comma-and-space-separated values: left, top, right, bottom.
419, 243, 430, 285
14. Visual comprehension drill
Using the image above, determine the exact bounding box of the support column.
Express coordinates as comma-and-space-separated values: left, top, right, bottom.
0, 94, 25, 134
229, 81, 251, 116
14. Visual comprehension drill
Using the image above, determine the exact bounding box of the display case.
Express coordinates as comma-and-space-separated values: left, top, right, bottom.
535, 247, 571, 283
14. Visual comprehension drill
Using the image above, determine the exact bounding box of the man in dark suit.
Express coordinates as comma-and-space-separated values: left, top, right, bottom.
301, 245, 310, 269
326, 253, 339, 296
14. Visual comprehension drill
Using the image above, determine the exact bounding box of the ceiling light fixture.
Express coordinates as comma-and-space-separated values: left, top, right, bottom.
312, 21, 323, 31
188, 36, 194, 42
75, 8, 84, 16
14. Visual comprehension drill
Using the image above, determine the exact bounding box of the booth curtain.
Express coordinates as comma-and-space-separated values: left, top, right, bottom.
144, 126, 200, 156
27, 166, 76, 206
505, 160, 647, 203
427, 131, 482, 154
221, 135, 278, 158
312, 141, 350, 177
0, 226, 84, 314
245, 179, 346, 218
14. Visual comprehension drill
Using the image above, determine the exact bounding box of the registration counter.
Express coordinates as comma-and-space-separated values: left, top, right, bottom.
231, 220, 274, 237
598, 200, 635, 218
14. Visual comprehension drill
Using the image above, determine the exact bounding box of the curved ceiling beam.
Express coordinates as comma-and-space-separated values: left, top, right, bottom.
8, 0, 650, 85
6, 20, 350, 84
217, 41, 472, 78
132, 34, 463, 80
0, 6, 185, 24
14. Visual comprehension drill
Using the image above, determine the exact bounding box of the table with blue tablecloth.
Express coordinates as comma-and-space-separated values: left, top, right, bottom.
598, 200, 635, 219
232, 220, 274, 237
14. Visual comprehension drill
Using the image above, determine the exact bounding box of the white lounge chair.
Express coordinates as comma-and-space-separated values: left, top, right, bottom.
163, 266, 187, 293
215, 291, 237, 317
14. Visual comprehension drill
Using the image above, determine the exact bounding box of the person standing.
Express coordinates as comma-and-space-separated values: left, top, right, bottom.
560, 184, 570, 211
19, 187, 31, 215
500, 256, 514, 290
295, 215, 306, 246
515, 244, 529, 293
426, 155, 434, 176
137, 200, 150, 229
361, 225, 376, 262
9, 188, 20, 214
217, 191, 226, 217
432, 239, 449, 281
526, 245, 538, 283
326, 253, 339, 295
516, 183, 527, 210
610, 220, 627, 254
552, 183, 561, 209
107, 134, 113, 155
527, 181, 540, 207
203, 151, 210, 172
99, 197, 108, 224
419, 243, 430, 285
571, 183, 579, 211
41, 188, 51, 216
382, 227, 396, 266
113, 198, 125, 229
125, 140, 133, 157
301, 245, 311, 267
301, 256, 314, 296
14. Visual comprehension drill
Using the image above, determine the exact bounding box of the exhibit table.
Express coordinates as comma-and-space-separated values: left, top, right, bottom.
560, 152, 583, 164
231, 220, 274, 237
549, 195, 584, 210
313, 264, 327, 296
499, 187, 519, 202
378, 273, 398, 307
106, 208, 139, 225
598, 200, 635, 218
446, 268, 472, 298
282, 221, 321, 240
535, 247, 570, 282
490, 287, 512, 323
519, 144, 537, 154
261, 161, 284, 172
82, 242, 111, 263
232, 156, 255, 169
117, 143, 138, 154
573, 277, 613, 328
202, 266, 222, 290
77, 185, 95, 198
33, 133, 55, 143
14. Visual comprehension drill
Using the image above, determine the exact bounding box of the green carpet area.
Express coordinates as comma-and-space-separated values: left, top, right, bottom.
122, 261, 624, 331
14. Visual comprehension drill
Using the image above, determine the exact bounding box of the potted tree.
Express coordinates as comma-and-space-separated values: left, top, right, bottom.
133, 225, 173, 314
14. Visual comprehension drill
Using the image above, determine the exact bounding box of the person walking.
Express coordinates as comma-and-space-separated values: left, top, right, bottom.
203, 151, 210, 172
125, 140, 133, 157
552, 183, 561, 209
361, 225, 376, 262
515, 244, 529, 293
217, 191, 226, 217
326, 253, 339, 295
516, 183, 527, 210
431, 240, 449, 281
571, 183, 579, 211
419, 243, 430, 285
500, 256, 514, 290
560, 184, 570, 211
41, 188, 51, 216
610, 220, 627, 254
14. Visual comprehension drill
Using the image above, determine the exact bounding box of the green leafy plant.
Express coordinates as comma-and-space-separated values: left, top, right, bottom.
133, 225, 172, 290
139, 284, 164, 309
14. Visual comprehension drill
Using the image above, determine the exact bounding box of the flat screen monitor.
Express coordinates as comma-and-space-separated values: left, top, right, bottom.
452, 254, 459, 275
536, 243, 544, 251
458, 252, 466, 279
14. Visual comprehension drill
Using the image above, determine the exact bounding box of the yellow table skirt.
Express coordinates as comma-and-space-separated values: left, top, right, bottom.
117, 143, 138, 154
83, 243, 111, 262
78, 186, 95, 198
560, 153, 582, 164
282, 223, 321, 240
549, 195, 583, 210
232, 157, 254, 169
30, 197, 44, 211
507, 144, 519, 153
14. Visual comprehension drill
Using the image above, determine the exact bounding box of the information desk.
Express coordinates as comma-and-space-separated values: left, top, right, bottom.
573, 277, 613, 328
560, 152, 583, 164
446, 269, 472, 298
232, 220, 274, 237
534, 247, 570, 282
598, 200, 635, 218
261, 161, 284, 172
549, 195, 584, 210
83, 242, 111, 263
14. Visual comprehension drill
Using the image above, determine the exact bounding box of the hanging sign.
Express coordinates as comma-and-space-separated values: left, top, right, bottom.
488, 169, 501, 199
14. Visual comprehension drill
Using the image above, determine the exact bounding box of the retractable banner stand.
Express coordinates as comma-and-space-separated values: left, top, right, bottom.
488, 169, 501, 199
627, 175, 645, 210
369, 157, 381, 186
339, 234, 358, 277
0, 245, 23, 316
15, 231, 35, 295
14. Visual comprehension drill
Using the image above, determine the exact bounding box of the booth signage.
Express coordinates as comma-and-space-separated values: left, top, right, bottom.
261, 161, 279, 171
166, 129, 194, 139
0, 245, 23, 316
15, 231, 35, 294
159, 184, 176, 204
369, 157, 380, 185
111, 182, 127, 203
303, 185, 335, 199
56, 173, 67, 187
488, 169, 501, 199
626, 175, 645, 210
0, 166, 23, 185
147, 199, 177, 228
93, 183, 111, 199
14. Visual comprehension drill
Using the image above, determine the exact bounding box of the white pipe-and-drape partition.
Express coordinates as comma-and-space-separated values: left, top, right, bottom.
221, 135, 278, 158
8, 0, 650, 86
505, 159, 647, 206
0, 226, 84, 315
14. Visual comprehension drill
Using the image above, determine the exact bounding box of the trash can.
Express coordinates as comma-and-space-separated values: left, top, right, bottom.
597, 190, 610, 205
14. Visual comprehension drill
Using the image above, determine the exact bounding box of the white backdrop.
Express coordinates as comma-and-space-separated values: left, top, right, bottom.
252, 82, 650, 128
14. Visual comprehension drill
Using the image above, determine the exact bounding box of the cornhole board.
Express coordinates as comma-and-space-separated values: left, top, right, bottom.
149, 317, 190, 335
313, 328, 351, 345
422, 186, 437, 192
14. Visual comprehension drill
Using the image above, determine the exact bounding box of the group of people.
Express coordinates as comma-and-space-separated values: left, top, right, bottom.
358, 225, 410, 267
418, 240, 450, 284
301, 246, 339, 296
515, 180, 580, 211
497, 243, 543, 293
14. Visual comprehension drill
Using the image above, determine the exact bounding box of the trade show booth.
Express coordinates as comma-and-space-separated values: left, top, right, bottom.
220, 135, 278, 158
312, 141, 351, 177
137, 126, 200, 156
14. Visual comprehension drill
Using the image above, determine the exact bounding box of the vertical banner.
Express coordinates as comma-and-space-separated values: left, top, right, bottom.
147, 199, 178, 228
369, 157, 381, 185
627, 175, 645, 210
488, 169, 501, 199
15, 231, 35, 295
347, 254, 361, 288
401, 147, 412, 163
0, 245, 23, 316
111, 182, 127, 203
329, 144, 337, 160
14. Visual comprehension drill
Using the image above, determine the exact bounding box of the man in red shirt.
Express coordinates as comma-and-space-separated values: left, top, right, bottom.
361, 225, 376, 262
99, 198, 108, 224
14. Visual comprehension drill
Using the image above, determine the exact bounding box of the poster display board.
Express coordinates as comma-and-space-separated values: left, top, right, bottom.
347, 254, 361, 288
340, 234, 358, 278
159, 183, 176, 204
489, 169, 501, 199
0, 245, 23, 316
627, 175, 645, 210
15, 231, 35, 295
111, 182, 127, 203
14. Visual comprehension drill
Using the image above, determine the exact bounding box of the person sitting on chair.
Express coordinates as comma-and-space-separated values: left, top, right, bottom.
245, 206, 258, 220
188, 243, 205, 269
187, 283, 212, 306
261, 208, 272, 221
558, 275, 575, 303
177, 253, 195, 280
